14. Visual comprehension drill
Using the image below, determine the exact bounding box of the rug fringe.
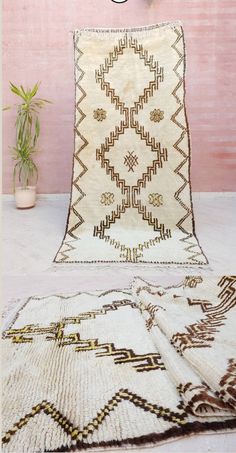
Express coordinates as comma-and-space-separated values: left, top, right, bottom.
2, 297, 30, 331
73, 21, 182, 39
47, 263, 213, 274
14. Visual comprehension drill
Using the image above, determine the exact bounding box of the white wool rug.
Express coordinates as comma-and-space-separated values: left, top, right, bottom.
2, 275, 235, 452
54, 22, 208, 266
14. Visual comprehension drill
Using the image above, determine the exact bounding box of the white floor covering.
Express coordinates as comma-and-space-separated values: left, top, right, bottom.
2, 192, 236, 452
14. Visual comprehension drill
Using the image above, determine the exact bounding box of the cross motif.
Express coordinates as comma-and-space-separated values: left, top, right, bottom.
93, 34, 171, 260
124, 151, 138, 172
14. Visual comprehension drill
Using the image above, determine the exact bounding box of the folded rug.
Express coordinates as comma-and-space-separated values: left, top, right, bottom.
2, 276, 235, 452
133, 275, 236, 416
54, 21, 208, 266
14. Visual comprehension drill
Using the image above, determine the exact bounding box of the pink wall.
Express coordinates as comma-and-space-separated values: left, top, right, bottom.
3, 0, 236, 193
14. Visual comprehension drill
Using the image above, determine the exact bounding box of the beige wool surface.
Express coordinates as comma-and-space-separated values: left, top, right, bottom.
54, 22, 208, 266
2, 275, 236, 452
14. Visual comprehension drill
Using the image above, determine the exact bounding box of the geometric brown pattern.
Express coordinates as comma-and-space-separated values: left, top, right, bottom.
2, 275, 236, 453
171, 29, 204, 264
62, 335, 165, 372
2, 389, 187, 446
4, 325, 165, 373
93, 34, 170, 260
54, 22, 208, 265
124, 151, 139, 172
218, 358, 236, 409
171, 276, 236, 353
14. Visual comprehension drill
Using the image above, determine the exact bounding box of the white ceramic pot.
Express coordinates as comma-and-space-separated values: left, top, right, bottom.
14, 186, 36, 209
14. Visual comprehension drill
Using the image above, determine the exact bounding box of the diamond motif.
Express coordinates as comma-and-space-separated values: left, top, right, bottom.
93, 34, 170, 259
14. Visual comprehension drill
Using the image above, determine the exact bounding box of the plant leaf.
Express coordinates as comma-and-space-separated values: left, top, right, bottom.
10, 82, 25, 100
30, 82, 40, 98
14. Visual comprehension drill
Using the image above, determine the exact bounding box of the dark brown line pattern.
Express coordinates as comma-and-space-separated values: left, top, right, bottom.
58, 239, 77, 263
67, 37, 88, 240
218, 358, 236, 409
47, 418, 236, 453
59, 334, 165, 372
171, 28, 204, 264
140, 302, 166, 331
177, 382, 233, 415
55, 258, 209, 265
2, 293, 132, 335
180, 28, 208, 266
2, 389, 187, 445
4, 298, 166, 375
171, 276, 236, 352
53, 34, 88, 262
187, 298, 212, 312
93, 34, 171, 261
218, 276, 236, 304
54, 24, 208, 265
184, 276, 203, 288
4, 300, 137, 338
4, 299, 163, 373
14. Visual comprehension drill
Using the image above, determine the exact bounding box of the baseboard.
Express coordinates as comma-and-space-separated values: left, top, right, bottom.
2, 192, 236, 202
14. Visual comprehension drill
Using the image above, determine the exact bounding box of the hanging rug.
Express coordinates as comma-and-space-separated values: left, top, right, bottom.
54, 22, 208, 266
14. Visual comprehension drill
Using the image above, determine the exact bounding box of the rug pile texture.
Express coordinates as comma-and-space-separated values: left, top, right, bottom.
2, 275, 236, 452
54, 22, 208, 265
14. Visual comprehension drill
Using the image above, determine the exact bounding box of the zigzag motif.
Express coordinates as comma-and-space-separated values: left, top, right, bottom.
95, 35, 127, 111
218, 276, 236, 305
187, 298, 212, 312
171, 29, 203, 264
171, 105, 186, 131
96, 34, 163, 114
59, 239, 77, 263
131, 115, 168, 168
129, 36, 164, 113
171, 288, 236, 353
132, 150, 167, 189
93, 34, 170, 259
67, 37, 88, 239
171, 32, 184, 107
60, 334, 165, 372
2, 389, 187, 445
66, 299, 137, 324
96, 123, 129, 194
139, 301, 167, 332
4, 300, 137, 341
102, 235, 163, 263
219, 358, 236, 408
171, 312, 225, 353
4, 301, 164, 374
134, 200, 171, 239
94, 202, 127, 239
143, 303, 160, 331
131, 118, 161, 150
95, 142, 168, 239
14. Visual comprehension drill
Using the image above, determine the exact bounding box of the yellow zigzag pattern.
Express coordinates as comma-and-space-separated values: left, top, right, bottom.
4, 300, 137, 342
2, 389, 187, 445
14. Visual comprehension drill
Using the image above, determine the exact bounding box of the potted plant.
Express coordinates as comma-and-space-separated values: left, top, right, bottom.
4, 82, 51, 208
